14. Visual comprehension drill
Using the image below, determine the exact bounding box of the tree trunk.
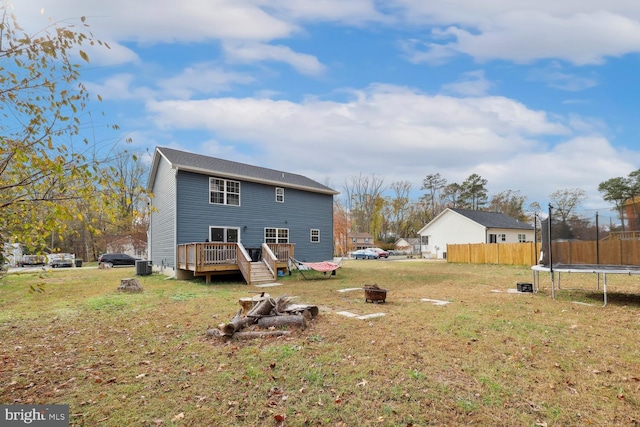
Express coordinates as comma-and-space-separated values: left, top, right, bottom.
232, 330, 292, 340
221, 309, 253, 336
257, 314, 306, 330
246, 297, 276, 317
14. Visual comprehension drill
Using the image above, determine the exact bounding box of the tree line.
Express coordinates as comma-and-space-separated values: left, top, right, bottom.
333, 170, 604, 254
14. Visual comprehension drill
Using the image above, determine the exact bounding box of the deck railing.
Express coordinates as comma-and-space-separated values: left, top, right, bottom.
178, 242, 239, 270
177, 242, 294, 273
236, 244, 252, 280
267, 243, 294, 262
262, 244, 277, 276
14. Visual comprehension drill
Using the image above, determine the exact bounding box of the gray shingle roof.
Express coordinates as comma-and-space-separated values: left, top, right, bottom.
451, 208, 534, 230
153, 146, 338, 195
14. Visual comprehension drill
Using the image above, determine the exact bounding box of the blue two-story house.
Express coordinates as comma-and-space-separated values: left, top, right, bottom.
147, 146, 338, 284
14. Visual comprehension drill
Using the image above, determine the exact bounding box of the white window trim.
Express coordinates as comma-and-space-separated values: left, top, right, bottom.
275, 187, 285, 203
264, 227, 289, 244
310, 229, 320, 243
209, 177, 241, 206
209, 226, 241, 243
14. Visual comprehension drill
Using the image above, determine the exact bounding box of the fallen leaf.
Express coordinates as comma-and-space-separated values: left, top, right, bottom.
172, 412, 184, 421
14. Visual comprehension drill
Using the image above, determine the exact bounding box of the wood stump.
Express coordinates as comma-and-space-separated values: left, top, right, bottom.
118, 278, 143, 292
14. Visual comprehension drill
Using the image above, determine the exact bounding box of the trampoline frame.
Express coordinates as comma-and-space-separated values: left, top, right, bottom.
532, 264, 640, 306
532, 204, 640, 307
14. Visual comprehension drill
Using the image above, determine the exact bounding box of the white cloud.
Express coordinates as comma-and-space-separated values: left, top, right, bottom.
395, 3, 640, 65
223, 42, 326, 76
442, 70, 494, 96
267, 0, 390, 24
84, 74, 154, 101
142, 84, 631, 206
528, 63, 598, 92
21, 0, 297, 42
19, 1, 640, 73
157, 64, 255, 99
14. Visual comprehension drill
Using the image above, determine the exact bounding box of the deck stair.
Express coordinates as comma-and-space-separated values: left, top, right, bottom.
249, 262, 276, 285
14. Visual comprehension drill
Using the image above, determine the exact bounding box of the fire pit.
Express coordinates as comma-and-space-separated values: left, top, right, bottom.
364, 285, 388, 303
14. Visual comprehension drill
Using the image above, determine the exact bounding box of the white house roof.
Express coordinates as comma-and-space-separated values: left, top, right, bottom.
148, 147, 338, 195
419, 208, 534, 233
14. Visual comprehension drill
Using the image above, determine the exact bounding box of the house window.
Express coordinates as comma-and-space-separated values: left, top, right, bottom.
210, 177, 240, 206
310, 229, 320, 243
421, 236, 429, 245
352, 237, 356, 243
275, 187, 284, 203
518, 234, 526, 242
500, 234, 506, 242
210, 227, 240, 243
365, 238, 369, 242
265, 228, 289, 243
489, 234, 497, 243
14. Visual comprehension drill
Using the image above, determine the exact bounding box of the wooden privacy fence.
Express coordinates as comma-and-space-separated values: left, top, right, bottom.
546, 240, 640, 265
447, 242, 538, 266
447, 240, 640, 266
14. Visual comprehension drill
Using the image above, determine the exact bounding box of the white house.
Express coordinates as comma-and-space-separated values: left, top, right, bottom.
418, 208, 535, 259
394, 237, 420, 254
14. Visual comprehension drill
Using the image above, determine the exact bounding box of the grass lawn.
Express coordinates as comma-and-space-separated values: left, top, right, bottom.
1, 259, 640, 426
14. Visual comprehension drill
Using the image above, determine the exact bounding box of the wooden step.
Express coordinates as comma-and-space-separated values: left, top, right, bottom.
249, 262, 275, 285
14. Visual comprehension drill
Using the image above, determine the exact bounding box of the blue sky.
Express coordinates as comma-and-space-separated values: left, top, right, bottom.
16, 1, 640, 216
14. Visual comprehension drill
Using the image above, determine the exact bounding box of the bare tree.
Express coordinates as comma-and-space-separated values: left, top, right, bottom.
488, 190, 527, 221
549, 188, 586, 223
342, 173, 385, 235
385, 181, 412, 240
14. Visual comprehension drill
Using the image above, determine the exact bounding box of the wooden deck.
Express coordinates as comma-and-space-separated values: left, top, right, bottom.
177, 242, 294, 284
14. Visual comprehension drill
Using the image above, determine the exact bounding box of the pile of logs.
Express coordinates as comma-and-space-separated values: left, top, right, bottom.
207, 293, 319, 341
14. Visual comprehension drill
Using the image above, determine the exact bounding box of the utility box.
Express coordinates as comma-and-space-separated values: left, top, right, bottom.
517, 282, 533, 293
136, 260, 152, 276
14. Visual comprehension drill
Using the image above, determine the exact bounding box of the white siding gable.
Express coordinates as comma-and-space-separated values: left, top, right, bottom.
418, 209, 534, 259
419, 210, 486, 258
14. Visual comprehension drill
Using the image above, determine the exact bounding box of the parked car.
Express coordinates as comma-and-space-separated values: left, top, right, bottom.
22, 254, 47, 266
352, 249, 380, 260
98, 253, 139, 267
370, 247, 389, 258
48, 253, 74, 268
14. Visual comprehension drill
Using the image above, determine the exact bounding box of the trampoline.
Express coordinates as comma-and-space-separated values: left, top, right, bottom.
532, 264, 640, 306
532, 206, 640, 306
